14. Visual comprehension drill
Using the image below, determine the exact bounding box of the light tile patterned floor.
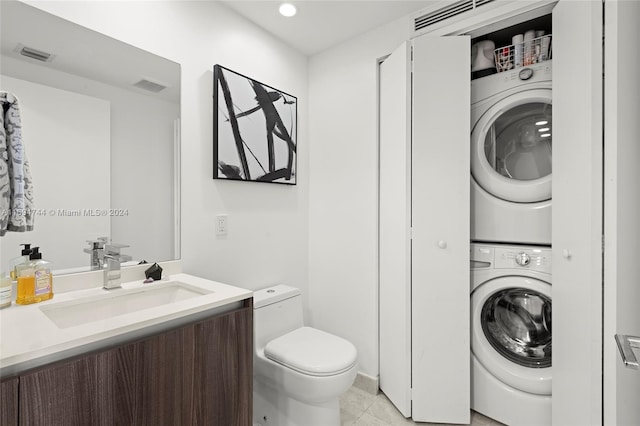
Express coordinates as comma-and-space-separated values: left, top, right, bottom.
340, 386, 505, 426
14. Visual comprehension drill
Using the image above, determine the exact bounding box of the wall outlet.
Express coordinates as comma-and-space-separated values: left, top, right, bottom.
215, 214, 228, 236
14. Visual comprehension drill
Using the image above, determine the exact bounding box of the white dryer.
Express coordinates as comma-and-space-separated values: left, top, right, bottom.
470, 243, 552, 426
471, 62, 552, 245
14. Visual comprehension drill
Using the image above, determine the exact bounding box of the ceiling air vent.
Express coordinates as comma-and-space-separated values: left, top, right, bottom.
18, 45, 53, 62
474, 0, 496, 6
414, 0, 496, 32
132, 78, 168, 93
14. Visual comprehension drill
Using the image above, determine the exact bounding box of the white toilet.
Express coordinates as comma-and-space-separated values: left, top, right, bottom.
253, 285, 358, 426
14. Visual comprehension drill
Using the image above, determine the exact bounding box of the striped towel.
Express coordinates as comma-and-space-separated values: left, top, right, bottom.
0, 91, 34, 235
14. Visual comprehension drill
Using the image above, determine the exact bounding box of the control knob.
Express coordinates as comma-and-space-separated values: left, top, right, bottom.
515, 252, 531, 266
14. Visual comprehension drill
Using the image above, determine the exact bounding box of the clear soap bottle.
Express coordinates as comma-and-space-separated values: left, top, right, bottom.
16, 247, 54, 305
10, 243, 32, 281
0, 272, 11, 309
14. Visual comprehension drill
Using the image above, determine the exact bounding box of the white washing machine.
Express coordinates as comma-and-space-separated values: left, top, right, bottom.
470, 243, 552, 426
471, 62, 552, 245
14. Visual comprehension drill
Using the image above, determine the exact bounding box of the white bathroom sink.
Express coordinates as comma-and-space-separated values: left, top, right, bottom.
39, 281, 213, 329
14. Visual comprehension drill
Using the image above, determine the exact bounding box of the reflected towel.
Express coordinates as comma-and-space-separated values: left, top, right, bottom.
0, 91, 34, 235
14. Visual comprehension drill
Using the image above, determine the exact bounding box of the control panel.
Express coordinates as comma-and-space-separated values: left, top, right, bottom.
470, 244, 551, 274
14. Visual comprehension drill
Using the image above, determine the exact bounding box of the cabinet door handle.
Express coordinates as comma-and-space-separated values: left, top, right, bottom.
615, 334, 640, 370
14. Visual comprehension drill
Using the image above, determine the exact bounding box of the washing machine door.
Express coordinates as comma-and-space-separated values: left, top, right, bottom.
471, 89, 552, 203
471, 275, 552, 395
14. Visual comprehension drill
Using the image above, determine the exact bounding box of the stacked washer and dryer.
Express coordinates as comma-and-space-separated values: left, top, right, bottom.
470, 57, 553, 426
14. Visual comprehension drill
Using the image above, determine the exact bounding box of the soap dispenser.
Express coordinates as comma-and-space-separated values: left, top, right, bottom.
10, 243, 32, 281
16, 247, 54, 305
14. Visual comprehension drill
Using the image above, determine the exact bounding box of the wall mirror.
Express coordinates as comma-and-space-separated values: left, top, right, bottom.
0, 1, 180, 274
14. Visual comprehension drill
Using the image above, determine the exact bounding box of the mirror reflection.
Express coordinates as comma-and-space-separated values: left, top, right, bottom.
1, 1, 180, 273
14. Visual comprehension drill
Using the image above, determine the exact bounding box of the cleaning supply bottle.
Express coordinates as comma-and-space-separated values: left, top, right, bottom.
16, 247, 53, 305
0, 272, 11, 309
9, 243, 32, 281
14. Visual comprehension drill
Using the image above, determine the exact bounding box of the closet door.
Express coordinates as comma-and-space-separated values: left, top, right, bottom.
411, 35, 470, 424
379, 41, 412, 417
379, 35, 470, 423
552, 2, 604, 425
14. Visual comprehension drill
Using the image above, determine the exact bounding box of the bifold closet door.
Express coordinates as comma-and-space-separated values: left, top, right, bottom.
379, 35, 470, 423
552, 1, 604, 425
411, 34, 470, 424
379, 40, 412, 417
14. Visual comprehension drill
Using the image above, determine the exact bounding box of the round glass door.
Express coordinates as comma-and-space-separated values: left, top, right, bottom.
471, 89, 552, 203
481, 287, 552, 368
484, 103, 552, 182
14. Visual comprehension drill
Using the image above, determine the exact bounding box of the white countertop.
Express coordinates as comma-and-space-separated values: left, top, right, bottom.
0, 273, 252, 378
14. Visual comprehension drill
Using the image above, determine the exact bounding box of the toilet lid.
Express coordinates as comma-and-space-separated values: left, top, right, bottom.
264, 327, 358, 377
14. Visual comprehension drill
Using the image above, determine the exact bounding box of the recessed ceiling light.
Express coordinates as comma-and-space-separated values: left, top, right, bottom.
279, 3, 296, 17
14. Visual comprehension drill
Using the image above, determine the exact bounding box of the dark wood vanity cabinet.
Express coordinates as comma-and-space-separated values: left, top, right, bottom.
10, 301, 252, 426
1, 376, 19, 426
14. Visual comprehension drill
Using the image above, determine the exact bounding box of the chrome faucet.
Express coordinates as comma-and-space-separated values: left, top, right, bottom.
84, 237, 108, 270
103, 243, 132, 289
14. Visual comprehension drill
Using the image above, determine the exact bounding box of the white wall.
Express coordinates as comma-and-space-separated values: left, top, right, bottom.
108, 84, 178, 263
308, 18, 410, 378
604, 2, 640, 424
26, 1, 309, 299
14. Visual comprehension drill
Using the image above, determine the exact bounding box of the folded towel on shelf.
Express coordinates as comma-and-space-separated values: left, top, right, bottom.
0, 91, 35, 236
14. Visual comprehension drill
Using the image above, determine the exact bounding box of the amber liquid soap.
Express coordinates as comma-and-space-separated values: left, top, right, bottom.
16, 247, 53, 305
16, 275, 36, 305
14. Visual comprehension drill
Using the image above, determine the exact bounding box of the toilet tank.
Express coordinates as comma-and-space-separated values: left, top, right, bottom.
254, 285, 304, 351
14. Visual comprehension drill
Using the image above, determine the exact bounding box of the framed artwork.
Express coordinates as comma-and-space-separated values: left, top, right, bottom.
213, 65, 297, 184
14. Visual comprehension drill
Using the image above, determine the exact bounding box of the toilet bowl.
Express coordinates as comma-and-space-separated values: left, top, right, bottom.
253, 285, 358, 426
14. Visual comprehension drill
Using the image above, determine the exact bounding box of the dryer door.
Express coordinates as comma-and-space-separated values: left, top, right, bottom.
471, 276, 552, 395
471, 89, 552, 203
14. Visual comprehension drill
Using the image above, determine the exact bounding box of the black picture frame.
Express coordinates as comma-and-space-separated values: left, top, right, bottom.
213, 65, 297, 185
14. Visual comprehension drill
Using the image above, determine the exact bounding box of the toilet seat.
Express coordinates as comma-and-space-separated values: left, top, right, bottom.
265, 327, 357, 377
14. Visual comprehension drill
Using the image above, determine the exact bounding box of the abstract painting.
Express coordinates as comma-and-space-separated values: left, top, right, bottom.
213, 65, 297, 184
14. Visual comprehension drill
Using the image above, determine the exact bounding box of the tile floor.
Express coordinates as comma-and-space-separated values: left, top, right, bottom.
340, 386, 505, 426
